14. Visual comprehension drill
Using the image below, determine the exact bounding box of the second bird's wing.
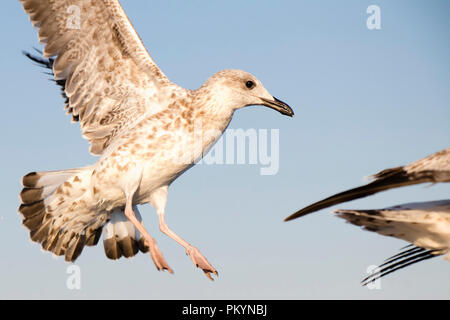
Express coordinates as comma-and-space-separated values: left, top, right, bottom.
285, 148, 450, 221
334, 200, 450, 284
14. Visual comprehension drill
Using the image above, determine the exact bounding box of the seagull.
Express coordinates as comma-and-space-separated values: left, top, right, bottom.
18, 0, 294, 280
285, 147, 450, 221
334, 200, 450, 285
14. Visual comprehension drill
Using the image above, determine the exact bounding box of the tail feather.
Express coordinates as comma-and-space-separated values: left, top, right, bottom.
19, 167, 149, 262
20, 188, 44, 205
65, 233, 87, 262
22, 169, 79, 188
102, 207, 148, 260
111, 218, 138, 258
19, 200, 45, 218
22, 207, 45, 231
85, 228, 102, 247
18, 167, 107, 261
20, 169, 84, 209
102, 220, 121, 259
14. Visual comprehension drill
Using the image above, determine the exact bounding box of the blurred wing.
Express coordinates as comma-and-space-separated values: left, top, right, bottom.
20, 0, 171, 154
335, 200, 450, 249
335, 200, 450, 284
285, 147, 450, 221
404, 147, 450, 179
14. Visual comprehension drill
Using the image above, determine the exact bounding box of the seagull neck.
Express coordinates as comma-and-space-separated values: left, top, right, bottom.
192, 87, 235, 123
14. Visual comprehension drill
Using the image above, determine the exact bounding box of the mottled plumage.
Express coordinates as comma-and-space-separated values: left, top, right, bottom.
18, 0, 293, 279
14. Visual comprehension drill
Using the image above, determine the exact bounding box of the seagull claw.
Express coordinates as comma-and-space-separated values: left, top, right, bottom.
204, 271, 214, 281
186, 246, 218, 280
147, 240, 174, 274
202, 268, 219, 281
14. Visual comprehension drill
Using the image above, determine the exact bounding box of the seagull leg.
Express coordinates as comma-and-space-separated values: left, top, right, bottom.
124, 185, 173, 273
159, 212, 218, 280
150, 186, 218, 280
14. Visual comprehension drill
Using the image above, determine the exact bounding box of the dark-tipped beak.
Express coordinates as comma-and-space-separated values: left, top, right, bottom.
261, 96, 294, 117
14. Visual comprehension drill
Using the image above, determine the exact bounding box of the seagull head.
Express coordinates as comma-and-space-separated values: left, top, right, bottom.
202, 69, 294, 117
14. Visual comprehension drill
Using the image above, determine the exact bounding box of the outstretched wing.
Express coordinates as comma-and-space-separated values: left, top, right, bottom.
20, 0, 171, 154
285, 148, 450, 221
335, 200, 450, 284
335, 200, 450, 250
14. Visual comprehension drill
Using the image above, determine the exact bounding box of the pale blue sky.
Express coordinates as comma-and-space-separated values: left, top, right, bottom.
0, 0, 449, 299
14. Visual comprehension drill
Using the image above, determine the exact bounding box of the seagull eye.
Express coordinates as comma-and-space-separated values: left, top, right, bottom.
245, 80, 255, 89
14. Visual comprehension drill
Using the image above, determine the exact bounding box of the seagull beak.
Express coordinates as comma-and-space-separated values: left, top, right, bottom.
261, 96, 294, 117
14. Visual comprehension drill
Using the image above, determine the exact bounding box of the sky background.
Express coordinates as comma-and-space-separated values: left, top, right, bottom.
0, 0, 449, 299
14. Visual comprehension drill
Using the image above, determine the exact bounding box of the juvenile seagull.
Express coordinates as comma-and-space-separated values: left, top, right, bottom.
335, 200, 450, 285
18, 0, 293, 280
285, 148, 450, 221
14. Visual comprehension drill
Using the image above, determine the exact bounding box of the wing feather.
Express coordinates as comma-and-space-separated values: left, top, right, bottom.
335, 200, 450, 284
20, 0, 171, 154
335, 200, 450, 249
285, 147, 450, 221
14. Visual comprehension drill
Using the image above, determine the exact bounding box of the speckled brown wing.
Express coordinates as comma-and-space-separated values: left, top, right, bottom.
20, 0, 171, 155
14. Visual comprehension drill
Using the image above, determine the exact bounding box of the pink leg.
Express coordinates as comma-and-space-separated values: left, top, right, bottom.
158, 213, 218, 280
124, 195, 173, 274
150, 186, 217, 280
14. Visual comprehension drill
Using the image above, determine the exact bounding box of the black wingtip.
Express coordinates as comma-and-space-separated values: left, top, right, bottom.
22, 49, 53, 69
360, 247, 439, 286
22, 48, 69, 106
